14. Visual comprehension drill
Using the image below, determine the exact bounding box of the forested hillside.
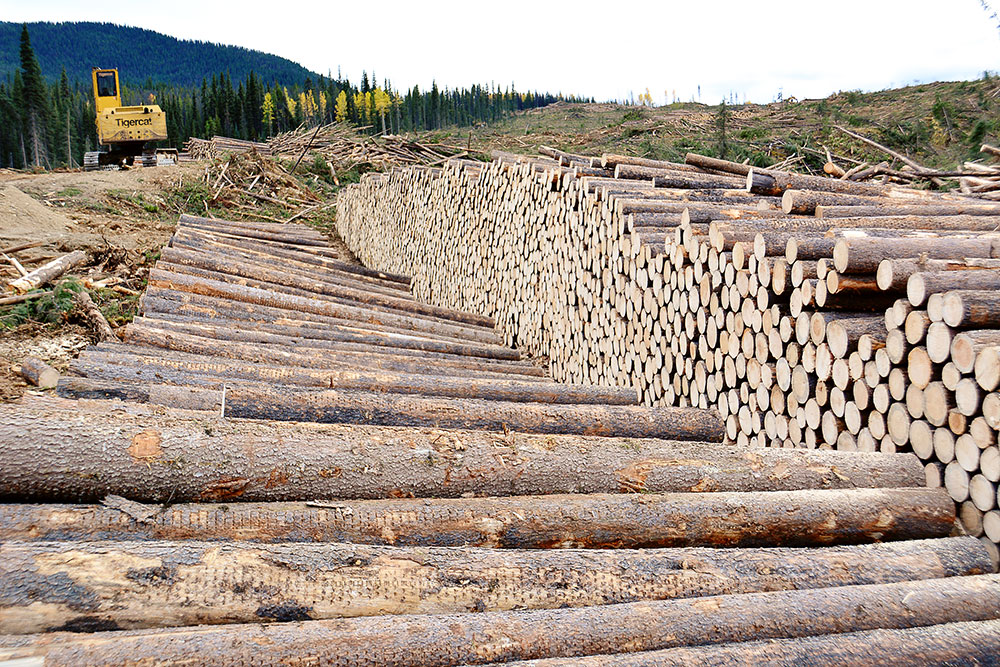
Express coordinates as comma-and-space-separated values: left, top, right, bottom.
0, 22, 317, 86
0, 24, 587, 169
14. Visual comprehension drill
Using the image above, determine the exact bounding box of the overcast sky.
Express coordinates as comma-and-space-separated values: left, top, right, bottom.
3, 0, 999, 103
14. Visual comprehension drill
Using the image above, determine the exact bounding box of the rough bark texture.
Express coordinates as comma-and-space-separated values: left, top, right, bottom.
54, 379, 725, 441
1, 399, 922, 503
0, 486, 955, 547
9, 250, 88, 293
2, 575, 999, 666
148, 270, 500, 344
120, 325, 543, 380
18, 357, 59, 388
1, 537, 985, 635
69, 354, 632, 405
484, 619, 1000, 666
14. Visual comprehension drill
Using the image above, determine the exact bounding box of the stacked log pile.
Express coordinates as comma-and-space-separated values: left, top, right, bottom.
183, 135, 273, 159
184, 125, 480, 173
336, 148, 1000, 557
2, 213, 996, 663
268, 122, 479, 171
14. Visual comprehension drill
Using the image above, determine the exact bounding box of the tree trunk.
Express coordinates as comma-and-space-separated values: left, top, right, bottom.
54, 378, 724, 441
158, 246, 492, 328
0, 536, 981, 635
18, 357, 59, 388
148, 270, 499, 345
3, 575, 999, 666
69, 352, 634, 405
0, 486, 954, 548
9, 250, 88, 293
487, 619, 1000, 666
0, 400, 921, 503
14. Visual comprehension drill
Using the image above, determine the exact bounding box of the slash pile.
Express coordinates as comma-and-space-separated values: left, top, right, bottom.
1, 214, 998, 664
336, 148, 1000, 559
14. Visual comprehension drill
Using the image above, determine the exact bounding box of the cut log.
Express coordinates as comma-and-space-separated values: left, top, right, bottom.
3, 574, 999, 666
18, 357, 59, 388
8, 250, 88, 293
488, 619, 1000, 666
54, 378, 725, 441
0, 399, 916, 503
69, 353, 632, 405
943, 289, 1000, 328
909, 274, 1000, 309
835, 238, 1000, 275
0, 486, 953, 548
0, 536, 979, 635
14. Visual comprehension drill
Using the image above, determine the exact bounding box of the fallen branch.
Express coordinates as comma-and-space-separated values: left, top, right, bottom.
72, 289, 117, 342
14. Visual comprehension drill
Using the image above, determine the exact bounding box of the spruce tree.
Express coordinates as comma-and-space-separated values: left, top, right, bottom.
19, 25, 48, 167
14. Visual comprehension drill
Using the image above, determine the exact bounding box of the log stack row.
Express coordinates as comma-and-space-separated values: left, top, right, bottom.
335, 149, 1000, 558
2, 213, 998, 663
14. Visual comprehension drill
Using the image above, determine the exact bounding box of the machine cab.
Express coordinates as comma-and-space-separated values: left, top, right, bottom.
92, 68, 121, 113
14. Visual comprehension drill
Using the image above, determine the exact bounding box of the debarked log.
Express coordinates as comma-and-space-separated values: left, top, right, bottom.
0, 400, 922, 502
2, 575, 999, 666
0, 537, 985, 635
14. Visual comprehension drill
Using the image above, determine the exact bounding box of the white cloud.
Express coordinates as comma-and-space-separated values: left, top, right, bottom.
3, 0, 998, 102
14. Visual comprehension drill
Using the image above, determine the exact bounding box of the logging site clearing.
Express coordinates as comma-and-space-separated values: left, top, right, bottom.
5, 81, 1000, 664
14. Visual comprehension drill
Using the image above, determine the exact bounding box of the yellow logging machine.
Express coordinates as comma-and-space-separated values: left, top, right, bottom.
85, 68, 176, 170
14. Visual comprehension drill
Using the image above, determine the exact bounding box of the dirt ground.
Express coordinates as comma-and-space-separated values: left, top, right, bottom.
0, 163, 203, 402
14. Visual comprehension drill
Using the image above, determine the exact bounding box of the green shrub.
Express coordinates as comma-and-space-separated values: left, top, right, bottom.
0, 279, 84, 329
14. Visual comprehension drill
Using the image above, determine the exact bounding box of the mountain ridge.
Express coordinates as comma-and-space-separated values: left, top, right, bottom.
0, 21, 320, 86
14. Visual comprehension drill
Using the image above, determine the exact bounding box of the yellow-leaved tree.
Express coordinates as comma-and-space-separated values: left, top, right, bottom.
354, 92, 367, 124
373, 88, 392, 134
334, 91, 348, 122
284, 87, 297, 118
261, 92, 275, 134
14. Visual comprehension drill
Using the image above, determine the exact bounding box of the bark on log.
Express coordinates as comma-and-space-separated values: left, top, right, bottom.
781, 190, 899, 215
130, 313, 521, 363
0, 486, 954, 548
834, 238, 1000, 274
876, 258, 1000, 291
8, 250, 88, 293
69, 353, 634, 405
613, 164, 747, 189
3, 574, 999, 666
147, 270, 500, 345
171, 227, 410, 289
54, 377, 724, 440
140, 287, 505, 348
18, 357, 59, 388
138, 306, 516, 359
487, 619, 1000, 666
120, 324, 542, 381
943, 289, 1000, 328
816, 203, 1000, 218
0, 537, 983, 635
158, 246, 492, 328
170, 232, 414, 298
0, 400, 923, 502
908, 273, 1000, 308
